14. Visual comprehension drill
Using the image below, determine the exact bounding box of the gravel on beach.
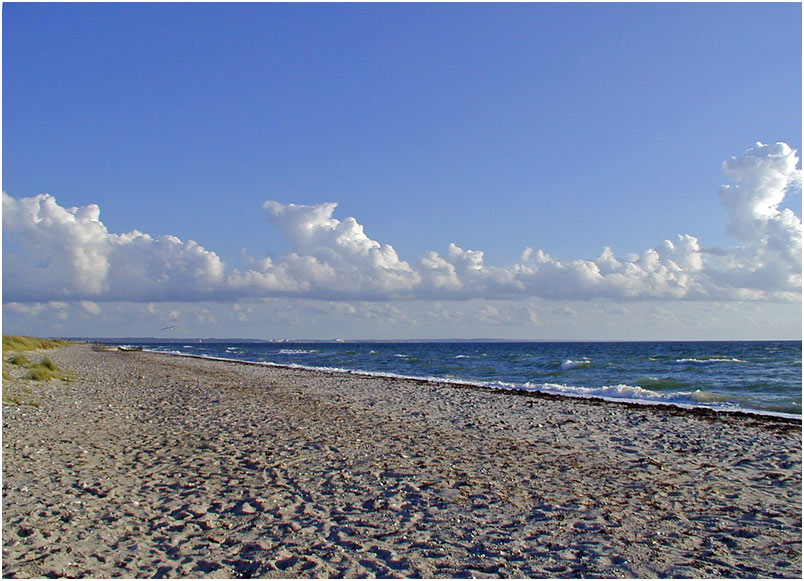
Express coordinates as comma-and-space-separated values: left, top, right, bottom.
2, 344, 801, 578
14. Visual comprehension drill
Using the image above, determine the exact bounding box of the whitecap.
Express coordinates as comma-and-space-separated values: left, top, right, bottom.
560, 358, 592, 370
279, 349, 318, 355
676, 357, 744, 364
524, 382, 698, 405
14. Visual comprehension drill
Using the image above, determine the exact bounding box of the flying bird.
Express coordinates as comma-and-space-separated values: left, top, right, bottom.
161, 325, 180, 331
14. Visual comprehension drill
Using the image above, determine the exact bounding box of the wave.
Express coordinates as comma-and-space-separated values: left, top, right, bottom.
524, 381, 694, 403
394, 354, 421, 360
278, 349, 319, 355
153, 349, 186, 355
636, 377, 689, 390
560, 358, 592, 370
689, 390, 743, 404
515, 382, 799, 418
675, 357, 745, 364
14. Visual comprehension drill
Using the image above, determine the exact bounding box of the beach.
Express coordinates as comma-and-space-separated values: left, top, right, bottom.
2, 344, 801, 578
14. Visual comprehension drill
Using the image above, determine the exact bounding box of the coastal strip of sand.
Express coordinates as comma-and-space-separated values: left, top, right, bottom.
2, 344, 801, 578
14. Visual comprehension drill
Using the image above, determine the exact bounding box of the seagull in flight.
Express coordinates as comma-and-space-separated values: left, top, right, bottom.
161, 325, 180, 331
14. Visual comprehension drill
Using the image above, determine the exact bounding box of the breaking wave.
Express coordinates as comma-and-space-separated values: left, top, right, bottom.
560, 358, 592, 370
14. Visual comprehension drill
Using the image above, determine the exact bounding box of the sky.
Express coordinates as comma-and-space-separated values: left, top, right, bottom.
2, 2, 802, 341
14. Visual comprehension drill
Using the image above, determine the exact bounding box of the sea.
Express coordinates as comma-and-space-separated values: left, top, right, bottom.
115, 339, 802, 419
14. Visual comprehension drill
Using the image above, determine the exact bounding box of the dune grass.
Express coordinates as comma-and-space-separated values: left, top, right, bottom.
8, 354, 31, 366
4, 356, 69, 383
3, 388, 41, 407
2, 336, 74, 390
2, 335, 76, 353
24, 358, 66, 381
26, 365, 63, 382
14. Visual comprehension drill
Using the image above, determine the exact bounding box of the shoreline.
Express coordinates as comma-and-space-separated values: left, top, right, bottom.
150, 347, 804, 423
3, 344, 801, 578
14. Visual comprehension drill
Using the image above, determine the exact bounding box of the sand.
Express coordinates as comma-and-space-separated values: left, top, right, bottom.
2, 344, 801, 578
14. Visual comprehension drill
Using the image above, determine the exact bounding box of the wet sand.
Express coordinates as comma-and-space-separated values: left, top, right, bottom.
2, 344, 801, 578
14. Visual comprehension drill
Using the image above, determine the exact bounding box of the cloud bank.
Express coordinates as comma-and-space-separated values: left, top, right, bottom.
3, 142, 801, 304
2, 193, 226, 302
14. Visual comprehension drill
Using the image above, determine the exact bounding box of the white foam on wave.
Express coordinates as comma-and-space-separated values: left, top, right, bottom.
524, 382, 693, 402
279, 362, 351, 374
279, 349, 319, 355
154, 349, 185, 355
523, 381, 801, 418
560, 358, 592, 370
676, 357, 744, 364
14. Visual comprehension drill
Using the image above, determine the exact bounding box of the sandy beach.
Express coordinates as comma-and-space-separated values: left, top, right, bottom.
2, 344, 801, 579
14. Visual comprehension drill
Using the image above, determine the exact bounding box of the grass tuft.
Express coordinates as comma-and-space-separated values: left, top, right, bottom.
24, 359, 67, 382
8, 354, 31, 366
39, 358, 58, 371
2, 392, 41, 407
26, 367, 58, 381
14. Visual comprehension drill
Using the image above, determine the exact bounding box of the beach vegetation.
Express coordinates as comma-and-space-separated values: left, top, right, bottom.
2, 335, 76, 353
25, 359, 68, 382
2, 385, 41, 407
39, 358, 58, 371
2, 336, 76, 388
26, 367, 57, 381
3, 342, 72, 385
8, 354, 31, 366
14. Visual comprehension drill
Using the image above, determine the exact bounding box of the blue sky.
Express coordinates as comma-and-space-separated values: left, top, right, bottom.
2, 2, 802, 340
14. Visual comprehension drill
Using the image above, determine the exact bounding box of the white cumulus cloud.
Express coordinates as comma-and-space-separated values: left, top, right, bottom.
2, 192, 227, 302
228, 201, 420, 299
719, 141, 801, 242
3, 142, 801, 305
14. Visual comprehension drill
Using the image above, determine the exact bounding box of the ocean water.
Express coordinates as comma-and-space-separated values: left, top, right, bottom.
132, 340, 802, 418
